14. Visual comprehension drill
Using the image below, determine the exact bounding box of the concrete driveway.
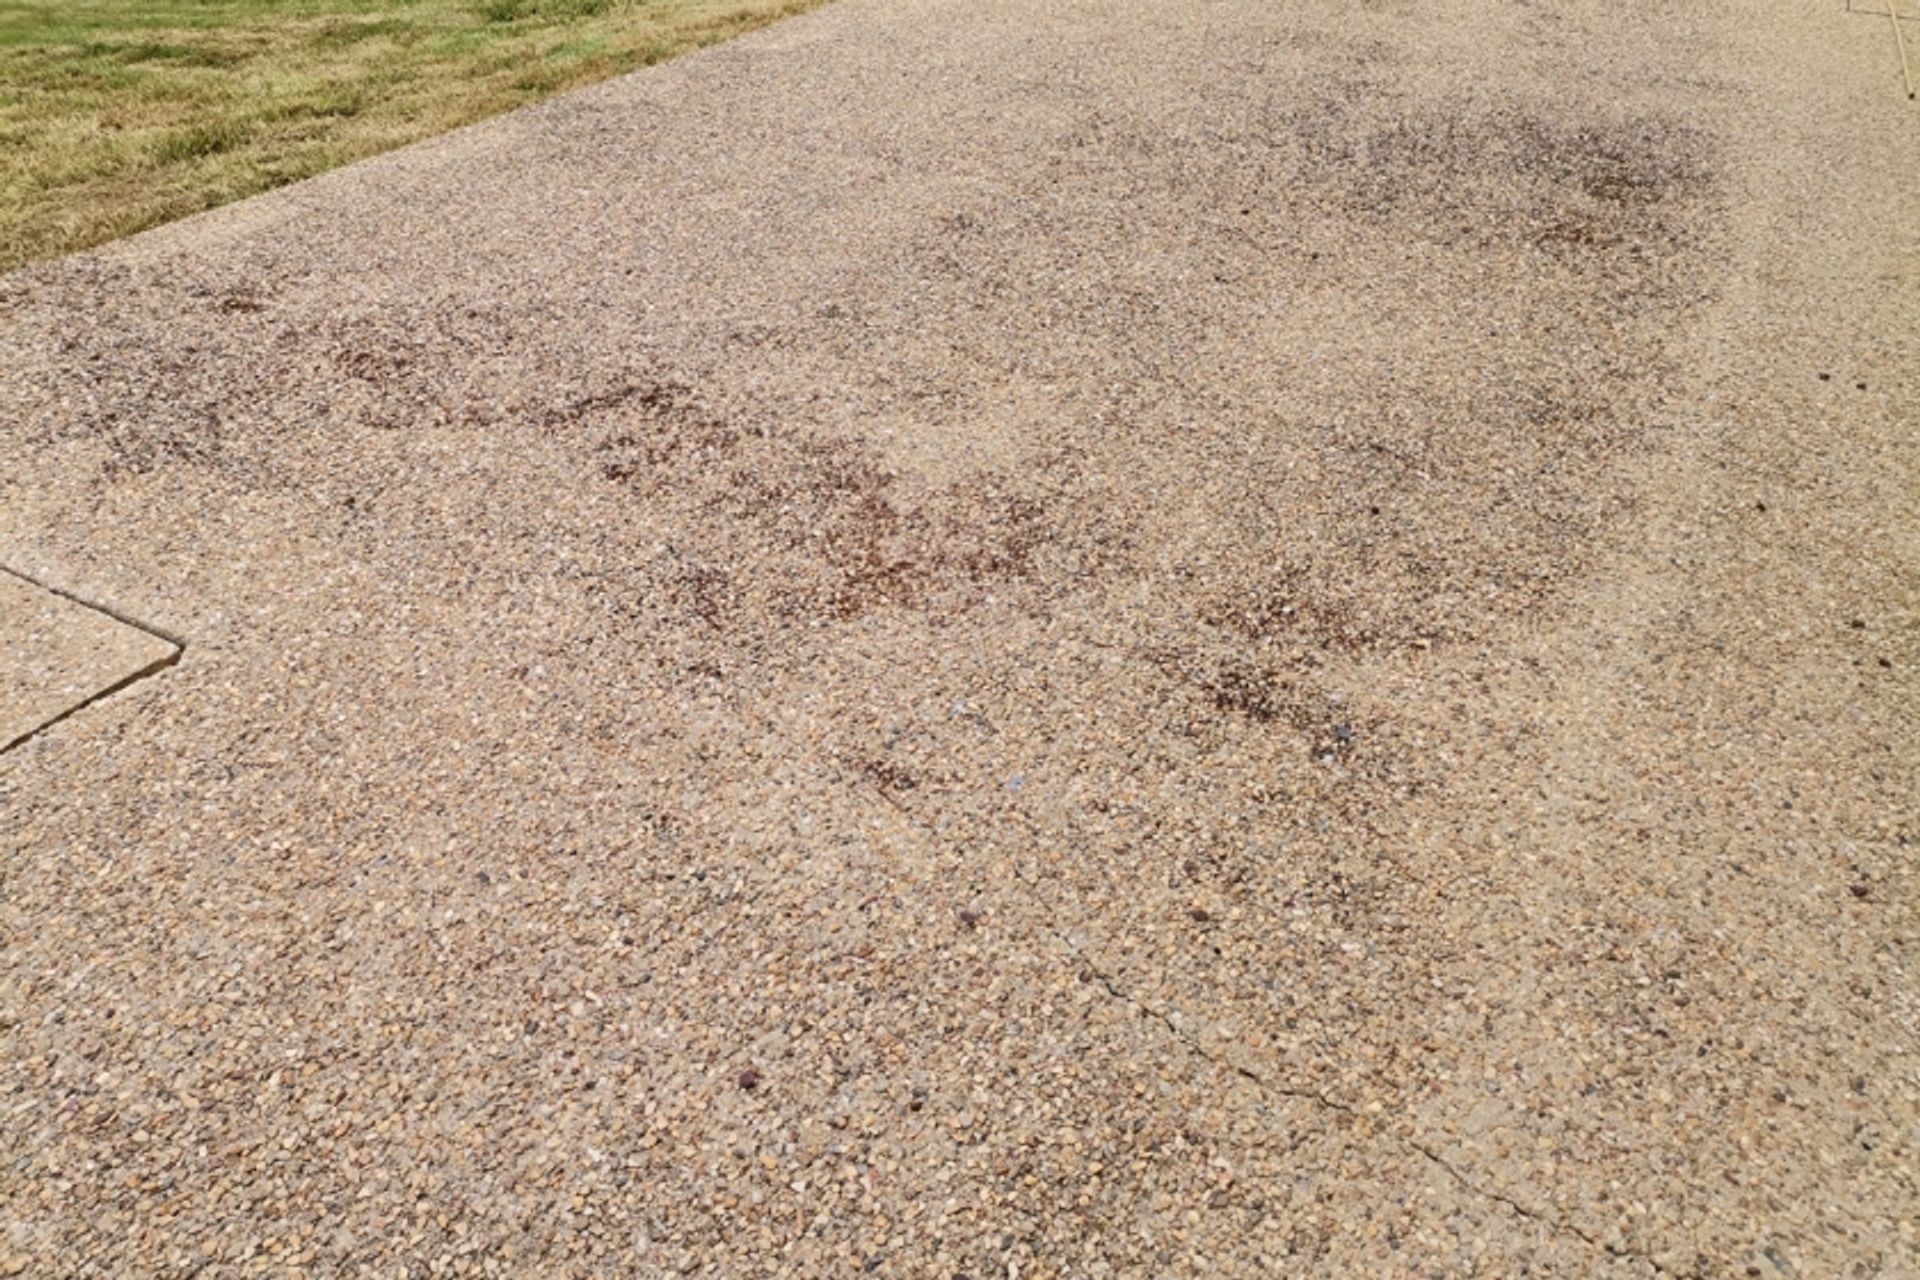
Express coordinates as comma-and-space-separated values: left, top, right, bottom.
2, 0, 1915, 1274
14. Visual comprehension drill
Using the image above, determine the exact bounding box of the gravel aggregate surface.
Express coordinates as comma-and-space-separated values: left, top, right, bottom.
0, 572, 178, 751
2, 0, 1916, 1275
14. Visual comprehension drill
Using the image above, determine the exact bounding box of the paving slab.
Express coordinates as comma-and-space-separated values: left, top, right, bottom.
0, 0, 1914, 1276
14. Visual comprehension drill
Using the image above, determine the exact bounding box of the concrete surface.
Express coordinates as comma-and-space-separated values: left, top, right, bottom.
0, 571, 178, 752
1, 0, 1915, 1275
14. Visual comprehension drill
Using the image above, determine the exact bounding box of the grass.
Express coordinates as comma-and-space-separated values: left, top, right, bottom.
0, 0, 823, 271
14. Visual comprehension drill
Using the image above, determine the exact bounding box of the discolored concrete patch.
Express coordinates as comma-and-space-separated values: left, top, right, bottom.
0, 568, 179, 752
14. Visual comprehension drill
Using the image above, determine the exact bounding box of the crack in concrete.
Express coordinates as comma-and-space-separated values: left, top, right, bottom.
854, 774, 1691, 1276
1007, 862, 1694, 1279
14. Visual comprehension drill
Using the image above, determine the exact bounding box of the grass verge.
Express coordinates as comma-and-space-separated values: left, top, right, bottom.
0, 0, 824, 271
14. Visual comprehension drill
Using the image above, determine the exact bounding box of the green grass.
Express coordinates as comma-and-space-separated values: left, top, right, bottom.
0, 0, 823, 271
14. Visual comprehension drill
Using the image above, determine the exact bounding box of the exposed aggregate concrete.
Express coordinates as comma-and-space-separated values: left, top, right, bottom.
0, 572, 178, 752
1, 0, 1916, 1275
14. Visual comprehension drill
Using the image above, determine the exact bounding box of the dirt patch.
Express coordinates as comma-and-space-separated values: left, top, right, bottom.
1279, 85, 1710, 263
586, 382, 1130, 634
